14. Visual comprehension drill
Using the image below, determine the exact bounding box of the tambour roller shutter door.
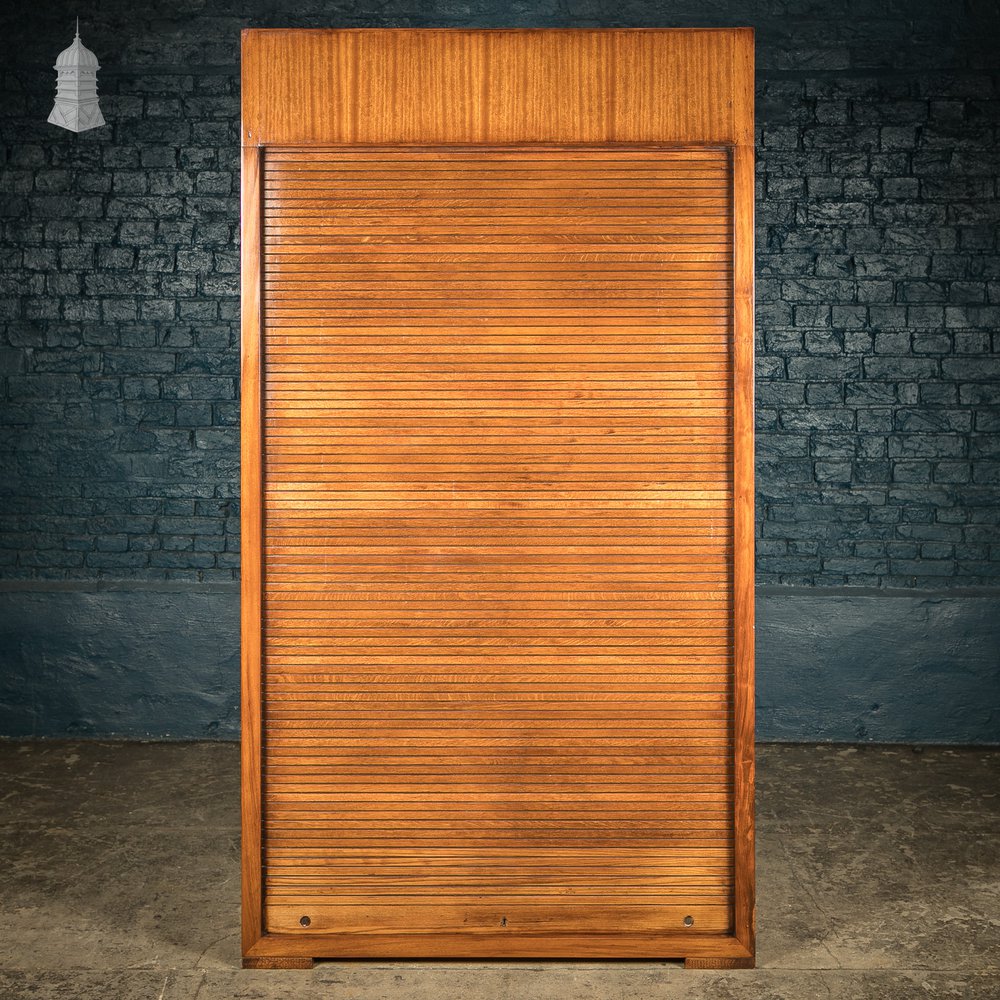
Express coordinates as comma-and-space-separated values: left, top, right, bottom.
262, 148, 733, 931
241, 28, 755, 967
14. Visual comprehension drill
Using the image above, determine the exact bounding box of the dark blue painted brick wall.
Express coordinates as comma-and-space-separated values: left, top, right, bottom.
1, 1, 998, 587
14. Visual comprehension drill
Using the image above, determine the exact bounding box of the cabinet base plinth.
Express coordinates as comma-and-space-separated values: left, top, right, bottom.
685, 956, 755, 969
243, 957, 316, 970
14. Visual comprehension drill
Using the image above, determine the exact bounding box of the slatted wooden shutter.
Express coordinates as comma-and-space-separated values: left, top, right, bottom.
242, 29, 755, 967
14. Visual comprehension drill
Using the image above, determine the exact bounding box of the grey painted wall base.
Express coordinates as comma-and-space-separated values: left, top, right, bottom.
0, 586, 240, 740
757, 589, 999, 744
1, 586, 997, 742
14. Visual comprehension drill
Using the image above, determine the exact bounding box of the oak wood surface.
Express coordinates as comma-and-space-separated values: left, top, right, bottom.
243, 928, 754, 961
239, 145, 264, 958
241, 27, 754, 966
685, 955, 756, 969
241, 30, 753, 147
259, 145, 739, 947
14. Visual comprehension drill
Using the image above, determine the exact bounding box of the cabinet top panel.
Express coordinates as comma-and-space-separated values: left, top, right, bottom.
241, 28, 754, 148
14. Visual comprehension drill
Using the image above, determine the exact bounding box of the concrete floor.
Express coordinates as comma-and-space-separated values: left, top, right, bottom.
0, 743, 997, 999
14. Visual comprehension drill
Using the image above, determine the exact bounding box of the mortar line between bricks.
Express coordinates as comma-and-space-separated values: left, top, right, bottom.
761, 68, 999, 80
756, 585, 1000, 598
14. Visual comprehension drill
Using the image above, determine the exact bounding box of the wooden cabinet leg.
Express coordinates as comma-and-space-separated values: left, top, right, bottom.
243, 956, 316, 969
685, 956, 755, 969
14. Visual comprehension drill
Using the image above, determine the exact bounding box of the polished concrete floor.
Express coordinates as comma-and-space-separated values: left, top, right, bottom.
0, 741, 997, 999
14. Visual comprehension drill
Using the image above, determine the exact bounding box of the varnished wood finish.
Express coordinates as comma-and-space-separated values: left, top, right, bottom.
242, 29, 753, 148
243, 931, 752, 961
242, 28, 754, 967
731, 141, 757, 963
240, 144, 264, 958
685, 955, 755, 969
242, 956, 316, 970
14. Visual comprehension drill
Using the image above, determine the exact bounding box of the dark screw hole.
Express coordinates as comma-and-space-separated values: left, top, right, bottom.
299, 915, 311, 927
683, 915, 694, 927
500, 916, 507, 927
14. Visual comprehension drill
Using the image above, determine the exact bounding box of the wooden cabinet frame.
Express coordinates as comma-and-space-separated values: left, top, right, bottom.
241, 28, 754, 967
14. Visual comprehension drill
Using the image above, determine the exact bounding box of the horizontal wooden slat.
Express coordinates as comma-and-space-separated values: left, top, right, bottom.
268, 333, 725, 343
263, 900, 731, 936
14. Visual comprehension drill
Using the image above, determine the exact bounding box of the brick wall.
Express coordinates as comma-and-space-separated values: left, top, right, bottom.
1, 17, 242, 581
756, 65, 1000, 587
1, 1, 998, 588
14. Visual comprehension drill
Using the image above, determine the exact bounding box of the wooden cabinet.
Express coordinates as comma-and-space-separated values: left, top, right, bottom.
241, 28, 754, 967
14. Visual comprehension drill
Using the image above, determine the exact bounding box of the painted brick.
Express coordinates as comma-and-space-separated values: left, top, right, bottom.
0, 1, 997, 592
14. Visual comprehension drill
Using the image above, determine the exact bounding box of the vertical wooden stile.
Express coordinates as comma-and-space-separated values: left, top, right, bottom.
239, 144, 263, 958
730, 138, 757, 965
241, 28, 755, 968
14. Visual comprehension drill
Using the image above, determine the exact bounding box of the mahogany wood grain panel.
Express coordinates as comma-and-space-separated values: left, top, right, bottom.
258, 148, 739, 948
241, 29, 753, 147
